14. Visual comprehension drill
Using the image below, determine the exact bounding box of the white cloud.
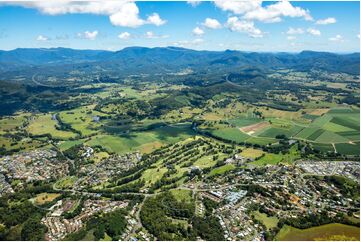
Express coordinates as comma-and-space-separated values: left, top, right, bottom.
316, 17, 336, 25
287, 36, 296, 40
287, 27, 304, 35
187, 1, 201, 7
109, 2, 145, 28
329, 34, 344, 42
78, 30, 98, 40
36, 35, 49, 41
174, 38, 204, 47
226, 17, 263, 38
243, 1, 313, 23
118, 32, 131, 40
146, 13, 166, 26
145, 31, 169, 39
8, 1, 164, 28
192, 27, 204, 36
202, 18, 222, 29
307, 28, 321, 36
215, 0, 312, 23
214, 0, 261, 15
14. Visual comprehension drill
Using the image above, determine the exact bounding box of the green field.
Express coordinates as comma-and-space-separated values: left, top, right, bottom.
170, 189, 193, 202
335, 142, 360, 156
86, 124, 194, 154
211, 128, 250, 143
208, 164, 235, 177
252, 211, 279, 230
312, 143, 335, 153
250, 153, 284, 166
27, 114, 77, 139
275, 223, 360, 241
227, 117, 262, 127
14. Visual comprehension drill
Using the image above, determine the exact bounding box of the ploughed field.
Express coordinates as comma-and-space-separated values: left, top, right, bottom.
202, 107, 359, 155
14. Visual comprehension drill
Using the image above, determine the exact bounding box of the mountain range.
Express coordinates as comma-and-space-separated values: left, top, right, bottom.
0, 47, 359, 75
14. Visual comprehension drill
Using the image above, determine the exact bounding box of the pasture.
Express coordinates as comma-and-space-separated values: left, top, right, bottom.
275, 223, 360, 241
27, 114, 77, 139
86, 123, 194, 154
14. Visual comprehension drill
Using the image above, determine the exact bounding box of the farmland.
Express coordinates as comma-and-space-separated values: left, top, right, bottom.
275, 223, 360, 241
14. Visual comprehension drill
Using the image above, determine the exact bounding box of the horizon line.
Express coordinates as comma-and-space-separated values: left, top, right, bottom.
0, 46, 359, 55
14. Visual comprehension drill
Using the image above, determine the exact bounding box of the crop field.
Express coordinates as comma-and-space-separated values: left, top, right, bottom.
27, 114, 77, 139
227, 117, 262, 127
240, 121, 270, 135
211, 128, 250, 143
335, 142, 360, 156
275, 223, 360, 241
312, 143, 335, 153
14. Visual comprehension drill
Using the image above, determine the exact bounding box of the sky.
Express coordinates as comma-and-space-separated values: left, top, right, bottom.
0, 0, 359, 52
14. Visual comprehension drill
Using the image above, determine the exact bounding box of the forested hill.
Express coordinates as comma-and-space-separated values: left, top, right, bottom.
0, 47, 359, 75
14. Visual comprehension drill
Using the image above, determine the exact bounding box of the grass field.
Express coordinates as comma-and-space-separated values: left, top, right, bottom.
54, 176, 77, 189
211, 128, 250, 143
59, 105, 105, 136
58, 139, 85, 151
275, 223, 360, 241
252, 211, 279, 230
34, 193, 61, 205
0, 114, 27, 133
170, 189, 193, 203
208, 164, 235, 177
86, 123, 194, 154
27, 114, 77, 139
250, 153, 283, 166
240, 148, 264, 159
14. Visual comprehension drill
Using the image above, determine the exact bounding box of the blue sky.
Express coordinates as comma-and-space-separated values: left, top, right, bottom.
0, 1, 359, 52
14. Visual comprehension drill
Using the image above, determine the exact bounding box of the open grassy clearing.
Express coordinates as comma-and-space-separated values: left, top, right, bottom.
33, 193, 61, 205
58, 139, 86, 151
27, 114, 77, 139
250, 153, 283, 166
252, 211, 279, 230
170, 189, 193, 203
86, 123, 194, 154
54, 176, 77, 189
208, 164, 235, 177
59, 105, 106, 136
240, 148, 264, 159
275, 223, 360, 241
0, 114, 28, 133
